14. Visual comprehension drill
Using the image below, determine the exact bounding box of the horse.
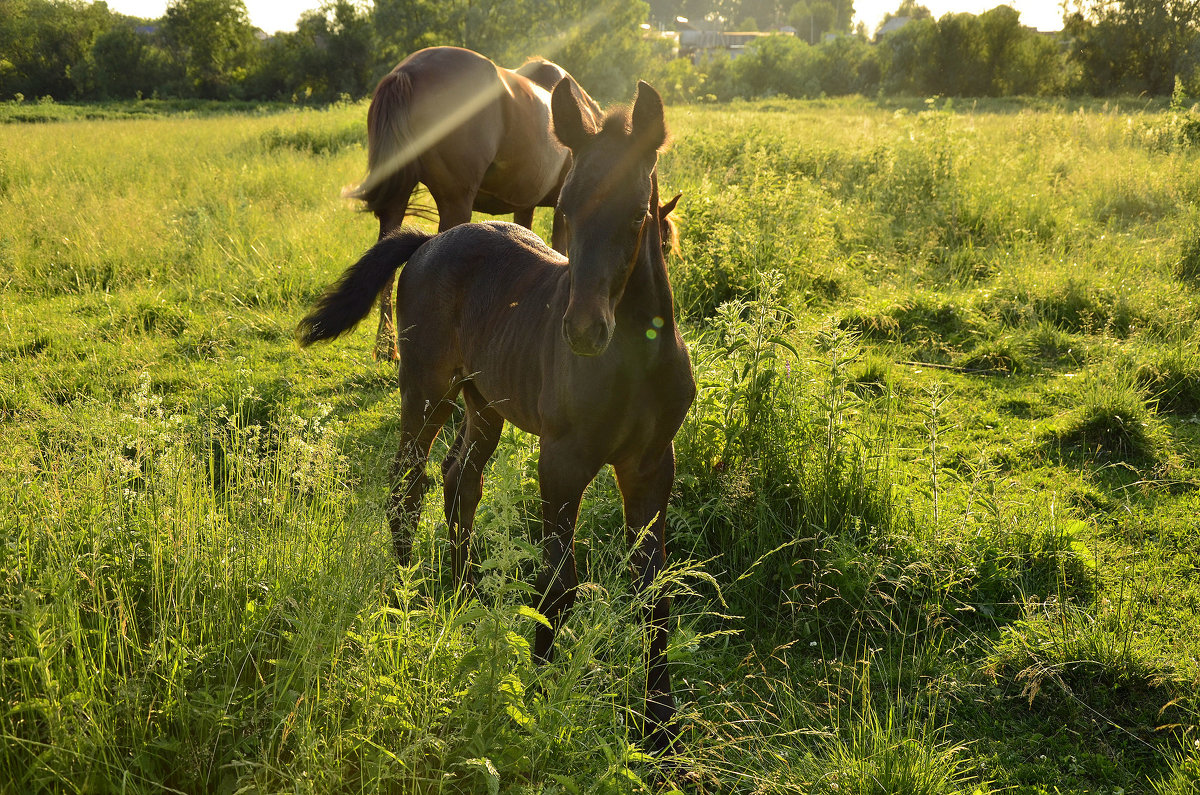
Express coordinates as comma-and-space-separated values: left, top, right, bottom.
346, 46, 602, 361
299, 80, 694, 753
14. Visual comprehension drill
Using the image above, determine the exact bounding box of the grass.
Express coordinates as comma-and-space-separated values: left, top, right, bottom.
2, 95, 1199, 792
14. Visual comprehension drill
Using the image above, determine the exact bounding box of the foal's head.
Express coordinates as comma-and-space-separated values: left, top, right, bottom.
551, 80, 668, 357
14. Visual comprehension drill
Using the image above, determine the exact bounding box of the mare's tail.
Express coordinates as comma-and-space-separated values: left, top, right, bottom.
296, 229, 434, 347
344, 69, 426, 218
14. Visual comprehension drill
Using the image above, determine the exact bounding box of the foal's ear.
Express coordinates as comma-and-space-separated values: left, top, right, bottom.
660, 191, 682, 219
631, 81, 667, 156
552, 78, 593, 150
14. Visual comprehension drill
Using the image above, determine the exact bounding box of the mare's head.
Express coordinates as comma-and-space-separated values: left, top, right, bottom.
551, 80, 668, 356
659, 191, 682, 261
515, 57, 569, 91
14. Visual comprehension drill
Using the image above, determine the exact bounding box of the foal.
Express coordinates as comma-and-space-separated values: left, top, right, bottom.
298, 80, 694, 752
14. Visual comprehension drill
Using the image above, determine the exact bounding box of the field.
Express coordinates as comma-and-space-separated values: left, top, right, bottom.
3, 94, 1200, 793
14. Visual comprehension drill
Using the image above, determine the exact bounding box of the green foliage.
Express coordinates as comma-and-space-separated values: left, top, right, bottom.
987, 595, 1179, 704
259, 117, 365, 155
1, 0, 1198, 104
1153, 743, 1200, 795
982, 278, 1143, 338
812, 703, 979, 795
1129, 78, 1200, 151
4, 98, 1200, 794
1178, 212, 1200, 282
247, 1, 376, 103
788, 0, 855, 44
955, 336, 1029, 376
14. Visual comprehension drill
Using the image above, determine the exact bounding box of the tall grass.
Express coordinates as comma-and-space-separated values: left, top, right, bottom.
3, 96, 1200, 792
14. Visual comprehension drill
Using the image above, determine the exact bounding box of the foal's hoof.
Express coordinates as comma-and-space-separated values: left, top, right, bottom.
639, 696, 681, 755
641, 723, 681, 757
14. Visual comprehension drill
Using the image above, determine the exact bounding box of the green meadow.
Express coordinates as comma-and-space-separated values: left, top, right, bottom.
3, 94, 1200, 793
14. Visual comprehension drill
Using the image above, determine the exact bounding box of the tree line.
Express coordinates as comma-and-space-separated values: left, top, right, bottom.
1, 0, 1198, 105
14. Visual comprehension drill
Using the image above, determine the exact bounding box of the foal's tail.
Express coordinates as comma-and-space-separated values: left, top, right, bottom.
296, 229, 434, 347
344, 69, 423, 217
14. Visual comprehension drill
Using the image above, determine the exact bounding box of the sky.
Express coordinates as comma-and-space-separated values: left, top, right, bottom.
105, 0, 1068, 36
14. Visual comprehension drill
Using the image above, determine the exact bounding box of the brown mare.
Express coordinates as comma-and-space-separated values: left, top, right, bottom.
299, 80, 694, 752
347, 46, 602, 360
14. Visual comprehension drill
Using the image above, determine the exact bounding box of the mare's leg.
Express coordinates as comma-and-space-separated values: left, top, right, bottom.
430, 188, 474, 234
512, 207, 534, 229
442, 384, 504, 592
533, 440, 603, 663
550, 206, 569, 255
614, 444, 679, 754
389, 371, 458, 564
374, 206, 410, 362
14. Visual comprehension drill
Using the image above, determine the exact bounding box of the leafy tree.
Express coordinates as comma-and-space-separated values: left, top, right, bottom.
931, 12, 987, 95
741, 0, 787, 29
788, 0, 854, 44
1065, 0, 1200, 95
91, 22, 178, 98
551, 0, 654, 100
296, 0, 375, 99
244, 0, 374, 101
978, 4, 1060, 96
372, 0, 651, 101
0, 0, 112, 99
878, 5, 1060, 97
876, 13, 935, 93
161, 0, 257, 98
734, 33, 819, 96
815, 31, 879, 95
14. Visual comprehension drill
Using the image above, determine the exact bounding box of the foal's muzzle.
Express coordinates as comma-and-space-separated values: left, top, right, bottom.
562, 312, 613, 357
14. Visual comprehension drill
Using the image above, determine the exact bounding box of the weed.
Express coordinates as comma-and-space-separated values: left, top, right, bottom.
1136, 345, 1200, 415
1175, 216, 1200, 284
1042, 373, 1166, 465
1153, 738, 1200, 795
955, 337, 1029, 376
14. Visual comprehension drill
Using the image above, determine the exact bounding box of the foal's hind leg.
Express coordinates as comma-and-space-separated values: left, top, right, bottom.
389, 378, 458, 564
614, 445, 679, 754
442, 384, 504, 593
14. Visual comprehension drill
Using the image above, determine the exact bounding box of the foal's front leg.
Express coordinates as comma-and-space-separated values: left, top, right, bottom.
533, 440, 603, 663
615, 445, 679, 754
